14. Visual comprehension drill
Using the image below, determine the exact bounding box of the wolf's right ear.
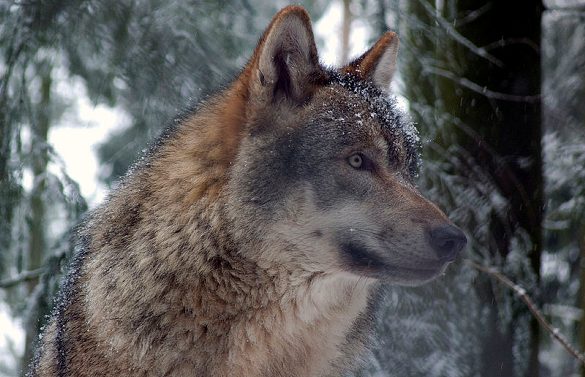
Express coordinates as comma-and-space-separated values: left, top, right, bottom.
341, 32, 399, 92
246, 6, 321, 106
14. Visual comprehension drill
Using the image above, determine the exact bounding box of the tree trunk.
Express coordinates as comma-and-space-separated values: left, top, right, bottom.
0, 30, 24, 277
22, 65, 52, 372
440, 1, 543, 376
580, 229, 585, 377
401, 0, 437, 131
340, 0, 352, 65
403, 0, 543, 375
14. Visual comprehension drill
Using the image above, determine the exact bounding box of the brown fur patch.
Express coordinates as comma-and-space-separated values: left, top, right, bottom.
152, 7, 324, 204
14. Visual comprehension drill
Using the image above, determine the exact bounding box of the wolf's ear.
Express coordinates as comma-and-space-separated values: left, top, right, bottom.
248, 6, 321, 105
341, 32, 399, 92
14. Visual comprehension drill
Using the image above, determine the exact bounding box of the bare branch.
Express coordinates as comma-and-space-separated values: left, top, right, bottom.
454, 3, 492, 26
416, 0, 504, 68
425, 66, 541, 103
0, 268, 46, 289
482, 38, 540, 54
465, 258, 585, 366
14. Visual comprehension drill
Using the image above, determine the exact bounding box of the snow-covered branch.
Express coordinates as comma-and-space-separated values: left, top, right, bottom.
0, 268, 46, 289
465, 258, 585, 366
416, 0, 504, 67
425, 66, 541, 103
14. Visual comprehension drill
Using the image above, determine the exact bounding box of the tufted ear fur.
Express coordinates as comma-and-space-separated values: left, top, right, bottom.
247, 6, 322, 105
341, 32, 399, 92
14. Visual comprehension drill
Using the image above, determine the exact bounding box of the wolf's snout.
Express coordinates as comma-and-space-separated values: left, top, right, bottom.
428, 225, 467, 261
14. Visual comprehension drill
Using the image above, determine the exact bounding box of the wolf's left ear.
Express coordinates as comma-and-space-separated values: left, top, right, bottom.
341, 32, 399, 92
247, 6, 321, 105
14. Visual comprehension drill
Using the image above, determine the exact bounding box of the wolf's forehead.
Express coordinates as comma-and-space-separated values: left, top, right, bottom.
312, 82, 416, 144
309, 77, 420, 176
373, 133, 391, 151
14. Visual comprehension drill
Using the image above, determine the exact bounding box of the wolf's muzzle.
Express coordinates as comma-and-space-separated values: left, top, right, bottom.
428, 225, 467, 261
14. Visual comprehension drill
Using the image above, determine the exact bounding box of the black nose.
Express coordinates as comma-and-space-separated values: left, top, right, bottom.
428, 225, 467, 261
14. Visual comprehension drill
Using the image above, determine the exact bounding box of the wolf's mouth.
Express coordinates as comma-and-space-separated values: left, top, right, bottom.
340, 241, 449, 281
341, 242, 387, 270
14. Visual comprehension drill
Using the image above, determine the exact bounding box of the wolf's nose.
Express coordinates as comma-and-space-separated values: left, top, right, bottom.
429, 225, 467, 261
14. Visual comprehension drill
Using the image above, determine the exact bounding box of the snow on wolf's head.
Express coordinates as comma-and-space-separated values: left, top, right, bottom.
214, 6, 467, 285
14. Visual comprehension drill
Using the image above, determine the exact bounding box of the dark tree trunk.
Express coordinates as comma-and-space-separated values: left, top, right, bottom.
439, 1, 543, 376
0, 28, 25, 277
403, 0, 543, 376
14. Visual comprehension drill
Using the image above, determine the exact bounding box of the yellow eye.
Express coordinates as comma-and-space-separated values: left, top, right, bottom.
348, 154, 363, 169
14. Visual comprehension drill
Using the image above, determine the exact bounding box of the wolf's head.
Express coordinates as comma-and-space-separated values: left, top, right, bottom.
180, 6, 466, 286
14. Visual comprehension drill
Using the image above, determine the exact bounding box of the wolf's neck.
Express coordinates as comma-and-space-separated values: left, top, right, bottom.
89, 183, 374, 376
198, 265, 374, 377
179, 205, 374, 376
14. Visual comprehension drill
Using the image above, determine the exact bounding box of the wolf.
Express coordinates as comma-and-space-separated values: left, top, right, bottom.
29, 5, 466, 377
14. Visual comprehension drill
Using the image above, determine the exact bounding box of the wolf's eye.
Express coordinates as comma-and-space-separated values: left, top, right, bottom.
349, 153, 374, 171
348, 154, 363, 168
347, 153, 376, 171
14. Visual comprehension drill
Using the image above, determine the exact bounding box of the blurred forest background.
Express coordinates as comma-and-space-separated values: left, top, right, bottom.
1, 0, 584, 376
